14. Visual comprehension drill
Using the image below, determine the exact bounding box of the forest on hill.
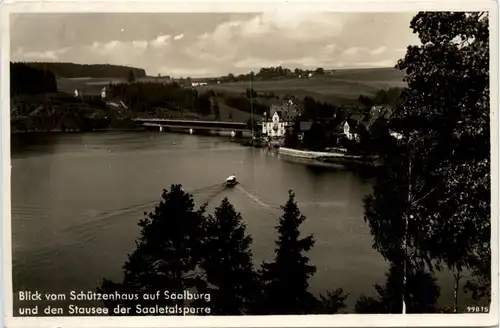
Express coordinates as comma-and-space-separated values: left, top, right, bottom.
14, 62, 146, 79
10, 62, 58, 95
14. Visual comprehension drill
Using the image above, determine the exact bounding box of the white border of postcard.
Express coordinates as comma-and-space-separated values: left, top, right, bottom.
1, 0, 499, 327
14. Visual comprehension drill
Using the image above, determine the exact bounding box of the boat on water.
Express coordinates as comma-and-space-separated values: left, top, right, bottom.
226, 175, 238, 187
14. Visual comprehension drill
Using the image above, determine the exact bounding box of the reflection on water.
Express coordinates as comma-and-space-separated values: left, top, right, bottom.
11, 131, 460, 312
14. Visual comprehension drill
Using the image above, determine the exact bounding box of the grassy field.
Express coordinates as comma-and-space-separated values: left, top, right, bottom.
57, 67, 405, 96
197, 67, 405, 99
54, 67, 406, 122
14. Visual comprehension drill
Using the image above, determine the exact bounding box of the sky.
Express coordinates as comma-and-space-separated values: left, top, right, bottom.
10, 12, 421, 78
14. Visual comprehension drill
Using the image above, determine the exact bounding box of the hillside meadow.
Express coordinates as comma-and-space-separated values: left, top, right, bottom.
200, 67, 406, 96
52, 67, 406, 122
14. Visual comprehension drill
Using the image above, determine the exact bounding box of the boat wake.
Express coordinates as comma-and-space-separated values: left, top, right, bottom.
198, 184, 226, 204
235, 185, 276, 210
62, 183, 226, 235
14, 183, 231, 269
297, 201, 347, 208
190, 183, 225, 196
61, 200, 158, 234
234, 185, 346, 213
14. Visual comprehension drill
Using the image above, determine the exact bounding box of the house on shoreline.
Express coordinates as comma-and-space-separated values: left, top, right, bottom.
191, 81, 208, 87
342, 106, 394, 141
262, 100, 301, 138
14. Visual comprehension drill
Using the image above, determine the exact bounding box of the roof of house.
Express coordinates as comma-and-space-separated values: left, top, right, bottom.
269, 107, 300, 122
370, 105, 384, 117
270, 101, 301, 114
382, 108, 394, 119
272, 110, 282, 119
332, 124, 344, 133
345, 118, 360, 130
344, 107, 394, 132
299, 121, 313, 131
349, 113, 364, 122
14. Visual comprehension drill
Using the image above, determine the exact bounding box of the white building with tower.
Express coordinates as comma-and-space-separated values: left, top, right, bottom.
261, 100, 300, 138
262, 111, 287, 138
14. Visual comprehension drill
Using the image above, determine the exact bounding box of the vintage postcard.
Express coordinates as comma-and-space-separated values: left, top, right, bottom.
1, 0, 498, 327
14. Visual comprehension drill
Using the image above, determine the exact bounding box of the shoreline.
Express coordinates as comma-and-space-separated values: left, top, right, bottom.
10, 128, 378, 169
278, 147, 380, 168
10, 128, 147, 134
10, 127, 255, 142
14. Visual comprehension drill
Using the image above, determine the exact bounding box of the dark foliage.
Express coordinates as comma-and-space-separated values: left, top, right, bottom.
316, 288, 349, 314
245, 88, 258, 99
220, 66, 318, 82
98, 185, 207, 314
363, 11, 491, 312
397, 11, 490, 309
224, 95, 267, 116
198, 198, 260, 314
127, 70, 136, 83
258, 191, 319, 314
355, 262, 440, 313
358, 87, 403, 109
18, 62, 146, 79
212, 99, 220, 120
302, 122, 326, 151
108, 82, 212, 116
245, 116, 259, 132
98, 185, 348, 315
368, 116, 396, 155
314, 67, 325, 75
10, 62, 57, 95
283, 124, 299, 149
196, 93, 212, 116
256, 66, 293, 79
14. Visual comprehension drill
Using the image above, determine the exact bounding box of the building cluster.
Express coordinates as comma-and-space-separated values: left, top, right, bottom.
191, 82, 208, 87
261, 102, 399, 143
71, 87, 128, 110
261, 99, 301, 138
342, 106, 392, 141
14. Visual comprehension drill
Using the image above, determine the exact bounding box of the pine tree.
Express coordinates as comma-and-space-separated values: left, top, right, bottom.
258, 190, 318, 314
316, 288, 349, 314
98, 184, 207, 314
213, 100, 220, 120
127, 70, 136, 83
197, 198, 259, 315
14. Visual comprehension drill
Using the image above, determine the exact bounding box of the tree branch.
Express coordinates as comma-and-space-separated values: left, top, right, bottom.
412, 185, 438, 206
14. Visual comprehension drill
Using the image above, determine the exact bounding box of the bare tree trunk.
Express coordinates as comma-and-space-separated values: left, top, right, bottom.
177, 270, 184, 308
402, 146, 413, 314
453, 268, 462, 313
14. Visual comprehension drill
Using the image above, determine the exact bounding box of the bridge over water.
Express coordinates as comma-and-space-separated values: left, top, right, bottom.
134, 118, 261, 134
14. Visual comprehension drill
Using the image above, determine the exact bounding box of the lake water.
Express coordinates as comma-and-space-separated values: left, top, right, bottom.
10, 131, 463, 313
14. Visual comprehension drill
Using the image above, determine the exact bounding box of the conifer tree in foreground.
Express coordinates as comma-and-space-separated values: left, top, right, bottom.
98, 184, 206, 314
258, 190, 318, 314
316, 288, 349, 314
197, 198, 260, 315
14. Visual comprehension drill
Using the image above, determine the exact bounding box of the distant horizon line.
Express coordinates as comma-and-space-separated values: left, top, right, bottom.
11, 60, 400, 80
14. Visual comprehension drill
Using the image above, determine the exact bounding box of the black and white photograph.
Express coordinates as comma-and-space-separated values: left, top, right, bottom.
2, 0, 498, 326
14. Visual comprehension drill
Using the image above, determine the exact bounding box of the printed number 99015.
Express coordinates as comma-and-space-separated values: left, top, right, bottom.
467, 306, 489, 313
